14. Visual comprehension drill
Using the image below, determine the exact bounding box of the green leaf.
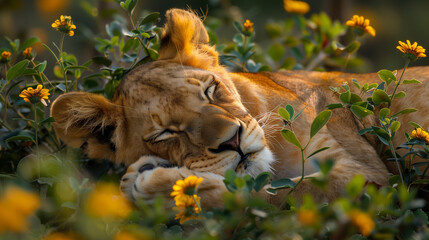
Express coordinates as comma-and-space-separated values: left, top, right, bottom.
234, 178, 245, 188
346, 175, 365, 198
92, 56, 112, 66
270, 178, 296, 189
268, 44, 285, 61
393, 91, 406, 99
19, 37, 40, 52
379, 108, 390, 119
372, 89, 391, 105
352, 79, 361, 89
6, 135, 34, 142
310, 110, 332, 138
39, 117, 55, 126
292, 106, 306, 120
371, 126, 390, 145
390, 121, 400, 133
278, 108, 290, 121
378, 69, 396, 86
326, 103, 344, 110
389, 175, 401, 186
139, 12, 160, 26
6, 60, 29, 81
345, 41, 360, 53
391, 108, 417, 118
285, 104, 294, 118
232, 21, 244, 33
358, 127, 373, 135
339, 91, 351, 104
69, 177, 80, 192
307, 147, 330, 159
350, 105, 373, 118
254, 172, 272, 192
349, 93, 362, 104
409, 121, 422, 129
281, 129, 302, 149
291, 47, 303, 60
402, 79, 421, 84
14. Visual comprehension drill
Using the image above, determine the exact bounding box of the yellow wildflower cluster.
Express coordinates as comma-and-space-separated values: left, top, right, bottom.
243, 19, 254, 33
51, 15, 76, 36
0, 186, 41, 233
85, 182, 133, 219
346, 15, 376, 37
410, 128, 429, 144
1, 51, 11, 62
283, 0, 310, 15
19, 84, 50, 106
397, 40, 426, 60
349, 210, 375, 237
170, 175, 203, 224
23, 47, 32, 59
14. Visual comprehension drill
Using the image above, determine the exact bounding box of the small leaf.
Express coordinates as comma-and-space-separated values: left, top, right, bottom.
345, 41, 360, 53
6, 135, 34, 142
350, 105, 373, 118
61, 202, 77, 210
292, 106, 306, 120
56, 83, 66, 92
7, 60, 29, 81
390, 121, 400, 133
139, 12, 160, 26
268, 43, 285, 61
372, 89, 391, 105
379, 108, 390, 119
408, 121, 422, 129
310, 110, 332, 138
254, 172, 272, 192
346, 175, 365, 198
281, 129, 302, 149
402, 79, 421, 84
19, 37, 41, 52
358, 127, 373, 135
378, 69, 396, 86
278, 108, 290, 121
350, 93, 362, 104
393, 91, 406, 99
352, 79, 361, 89
391, 108, 417, 118
92, 56, 112, 67
307, 147, 330, 159
270, 178, 296, 189
326, 103, 344, 110
39, 117, 55, 126
285, 104, 294, 118
339, 91, 351, 104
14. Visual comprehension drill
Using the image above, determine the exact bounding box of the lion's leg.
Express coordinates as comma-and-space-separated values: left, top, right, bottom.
120, 156, 227, 208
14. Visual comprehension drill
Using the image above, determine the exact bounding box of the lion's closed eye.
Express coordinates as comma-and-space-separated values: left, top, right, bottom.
147, 129, 178, 143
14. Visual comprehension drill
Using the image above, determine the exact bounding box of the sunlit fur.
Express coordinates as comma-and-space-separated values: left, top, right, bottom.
51, 9, 429, 208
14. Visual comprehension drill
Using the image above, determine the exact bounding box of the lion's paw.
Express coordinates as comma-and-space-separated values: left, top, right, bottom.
120, 155, 174, 202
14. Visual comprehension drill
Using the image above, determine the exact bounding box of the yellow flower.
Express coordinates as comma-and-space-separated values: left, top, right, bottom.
243, 19, 254, 33
346, 15, 376, 37
51, 15, 76, 36
42, 232, 81, 240
297, 208, 318, 226
85, 182, 133, 219
1, 51, 11, 62
283, 0, 310, 15
19, 84, 50, 106
171, 175, 203, 204
349, 210, 374, 237
410, 128, 429, 144
397, 40, 426, 61
173, 195, 201, 224
23, 47, 32, 59
0, 186, 41, 233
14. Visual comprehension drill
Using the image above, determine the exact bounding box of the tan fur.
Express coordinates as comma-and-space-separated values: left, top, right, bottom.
51, 9, 429, 208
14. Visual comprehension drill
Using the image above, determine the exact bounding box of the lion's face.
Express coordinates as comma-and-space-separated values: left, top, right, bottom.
50, 9, 275, 177
111, 61, 273, 177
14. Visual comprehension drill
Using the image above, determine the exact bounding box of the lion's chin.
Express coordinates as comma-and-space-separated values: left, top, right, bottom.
235, 147, 275, 178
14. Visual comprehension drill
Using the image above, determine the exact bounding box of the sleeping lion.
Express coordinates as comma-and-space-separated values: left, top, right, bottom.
51, 9, 429, 208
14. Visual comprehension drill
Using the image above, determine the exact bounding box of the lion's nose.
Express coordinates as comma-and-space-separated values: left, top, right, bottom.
209, 126, 244, 156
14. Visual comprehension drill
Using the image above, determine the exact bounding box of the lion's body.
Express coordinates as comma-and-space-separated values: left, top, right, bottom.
51, 9, 429, 208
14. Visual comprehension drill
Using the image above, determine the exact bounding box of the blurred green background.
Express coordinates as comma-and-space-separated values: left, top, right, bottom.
1, 0, 428, 73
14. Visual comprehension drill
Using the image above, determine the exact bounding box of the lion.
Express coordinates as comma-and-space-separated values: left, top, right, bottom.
50, 9, 429, 208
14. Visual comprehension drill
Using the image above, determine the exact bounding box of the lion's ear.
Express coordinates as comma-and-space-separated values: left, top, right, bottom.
158, 9, 219, 69
50, 92, 121, 161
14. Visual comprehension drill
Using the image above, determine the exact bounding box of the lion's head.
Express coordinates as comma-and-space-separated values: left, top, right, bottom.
51, 9, 274, 177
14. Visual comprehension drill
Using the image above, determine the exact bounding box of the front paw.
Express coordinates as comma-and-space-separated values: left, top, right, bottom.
120, 155, 173, 201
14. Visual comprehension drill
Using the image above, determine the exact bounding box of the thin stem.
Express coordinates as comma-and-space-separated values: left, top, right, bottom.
59, 33, 69, 92
34, 103, 40, 179
389, 59, 410, 108
388, 139, 404, 185
242, 35, 248, 71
